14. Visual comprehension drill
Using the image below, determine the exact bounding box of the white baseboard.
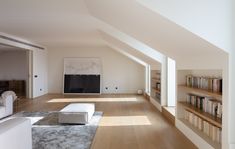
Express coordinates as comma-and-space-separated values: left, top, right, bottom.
150, 97, 162, 112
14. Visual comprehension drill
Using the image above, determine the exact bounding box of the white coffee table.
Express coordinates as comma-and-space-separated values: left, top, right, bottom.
58, 103, 95, 124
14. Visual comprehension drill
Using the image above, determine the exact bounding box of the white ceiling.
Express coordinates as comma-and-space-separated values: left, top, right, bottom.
0, 0, 228, 69
0, 0, 106, 47
85, 0, 227, 58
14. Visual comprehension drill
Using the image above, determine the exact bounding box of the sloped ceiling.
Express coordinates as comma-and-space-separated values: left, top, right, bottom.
0, 0, 162, 66
107, 45, 148, 67
85, 0, 227, 60
99, 30, 161, 68
136, 0, 232, 53
0, 0, 228, 69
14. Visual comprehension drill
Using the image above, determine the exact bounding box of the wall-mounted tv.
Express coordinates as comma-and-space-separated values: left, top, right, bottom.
64, 75, 100, 93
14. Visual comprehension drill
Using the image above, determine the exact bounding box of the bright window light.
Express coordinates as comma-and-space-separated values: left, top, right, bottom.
99, 116, 152, 126
48, 98, 138, 103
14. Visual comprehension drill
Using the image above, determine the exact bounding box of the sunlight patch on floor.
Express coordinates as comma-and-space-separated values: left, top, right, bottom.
99, 116, 151, 126
48, 98, 138, 103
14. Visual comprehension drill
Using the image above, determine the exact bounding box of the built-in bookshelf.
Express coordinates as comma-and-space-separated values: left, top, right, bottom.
152, 87, 161, 94
178, 102, 222, 128
151, 70, 161, 103
176, 70, 223, 149
178, 85, 222, 100
179, 118, 221, 149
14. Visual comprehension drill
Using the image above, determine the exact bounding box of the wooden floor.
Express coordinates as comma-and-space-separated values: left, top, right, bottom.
16, 94, 197, 149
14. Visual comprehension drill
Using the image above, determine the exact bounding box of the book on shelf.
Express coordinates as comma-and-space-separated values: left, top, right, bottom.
184, 110, 222, 144
156, 82, 161, 90
186, 94, 222, 118
186, 75, 222, 93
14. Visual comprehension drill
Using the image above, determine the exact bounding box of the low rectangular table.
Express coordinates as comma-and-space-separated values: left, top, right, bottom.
58, 103, 95, 124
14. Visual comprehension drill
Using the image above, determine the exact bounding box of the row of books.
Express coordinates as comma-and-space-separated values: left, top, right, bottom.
184, 110, 222, 144
186, 75, 222, 93
186, 94, 222, 118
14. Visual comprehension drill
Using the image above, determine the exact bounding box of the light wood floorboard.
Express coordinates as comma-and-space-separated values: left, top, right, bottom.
15, 94, 197, 149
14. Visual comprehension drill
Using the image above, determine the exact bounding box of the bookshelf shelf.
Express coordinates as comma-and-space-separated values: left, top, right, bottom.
178, 102, 222, 128
178, 85, 222, 100
179, 118, 221, 149
151, 78, 161, 83
152, 88, 161, 94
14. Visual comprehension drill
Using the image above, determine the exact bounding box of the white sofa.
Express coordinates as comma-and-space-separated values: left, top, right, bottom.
0, 118, 32, 149
0, 93, 14, 119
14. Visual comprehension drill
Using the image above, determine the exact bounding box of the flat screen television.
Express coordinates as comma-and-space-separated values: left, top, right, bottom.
64, 74, 100, 93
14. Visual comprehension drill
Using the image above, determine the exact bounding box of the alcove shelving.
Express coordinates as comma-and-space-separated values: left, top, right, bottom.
151, 70, 161, 104
176, 70, 223, 149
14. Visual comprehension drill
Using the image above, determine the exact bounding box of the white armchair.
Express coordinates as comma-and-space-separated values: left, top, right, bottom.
0, 91, 15, 119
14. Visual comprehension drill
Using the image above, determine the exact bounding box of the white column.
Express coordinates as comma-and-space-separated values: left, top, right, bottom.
145, 65, 151, 94
221, 54, 229, 149
161, 56, 167, 106
229, 50, 235, 149
148, 65, 151, 94
26, 50, 33, 99
228, 4, 235, 148
167, 57, 176, 107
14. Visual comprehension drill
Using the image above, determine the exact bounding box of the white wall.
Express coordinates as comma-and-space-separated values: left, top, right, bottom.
0, 50, 28, 81
228, 2, 235, 148
32, 49, 48, 97
137, 0, 232, 53
176, 52, 228, 70
48, 46, 145, 94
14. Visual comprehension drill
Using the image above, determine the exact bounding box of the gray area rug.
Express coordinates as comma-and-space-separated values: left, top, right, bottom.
13, 111, 103, 149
